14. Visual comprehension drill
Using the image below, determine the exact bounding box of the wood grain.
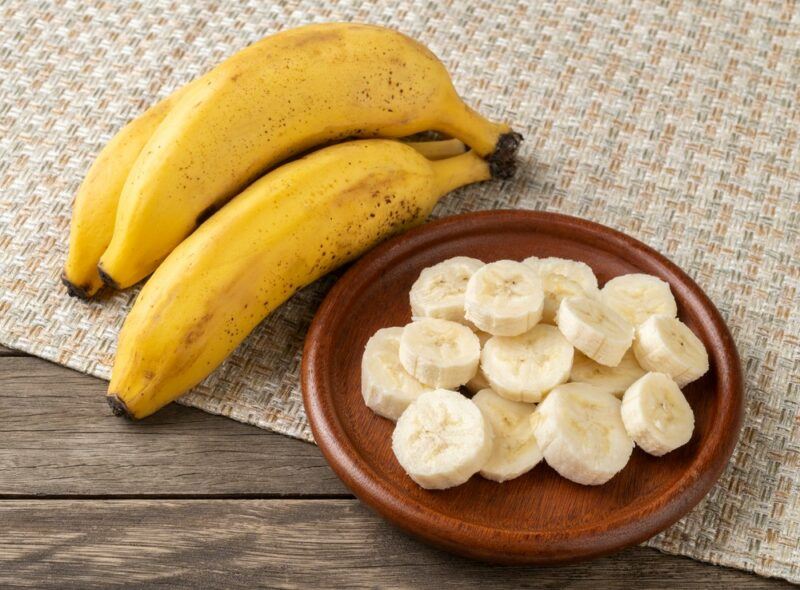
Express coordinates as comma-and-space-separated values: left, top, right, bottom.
0, 499, 789, 590
303, 210, 744, 564
0, 355, 347, 496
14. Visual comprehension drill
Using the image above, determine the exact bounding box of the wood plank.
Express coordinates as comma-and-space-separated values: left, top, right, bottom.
0, 499, 789, 589
0, 356, 347, 496
0, 344, 27, 356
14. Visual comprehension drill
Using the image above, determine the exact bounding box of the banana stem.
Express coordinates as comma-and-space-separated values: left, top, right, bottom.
404, 138, 467, 160
430, 150, 492, 197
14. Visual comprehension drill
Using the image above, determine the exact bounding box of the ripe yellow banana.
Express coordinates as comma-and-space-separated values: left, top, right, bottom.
63, 92, 461, 298
61, 85, 195, 298
98, 22, 520, 290
107, 140, 492, 419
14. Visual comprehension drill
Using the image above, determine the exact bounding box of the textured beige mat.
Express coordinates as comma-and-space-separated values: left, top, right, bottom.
0, 0, 798, 582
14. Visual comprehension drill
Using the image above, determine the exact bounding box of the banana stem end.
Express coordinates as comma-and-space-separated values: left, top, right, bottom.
97, 265, 122, 291
61, 273, 94, 300
487, 131, 524, 180
107, 395, 134, 419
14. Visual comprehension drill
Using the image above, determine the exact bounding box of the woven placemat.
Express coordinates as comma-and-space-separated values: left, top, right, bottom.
1, 0, 798, 582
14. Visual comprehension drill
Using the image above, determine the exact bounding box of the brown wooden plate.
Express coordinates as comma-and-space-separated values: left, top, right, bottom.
302, 210, 743, 564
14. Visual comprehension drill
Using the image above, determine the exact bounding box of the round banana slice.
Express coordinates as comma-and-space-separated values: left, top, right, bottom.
392, 389, 494, 489
361, 327, 433, 420
472, 389, 541, 482
531, 383, 634, 485
523, 256, 599, 323
621, 372, 694, 456
399, 318, 480, 389
481, 324, 573, 403
569, 349, 646, 397
464, 260, 544, 336
464, 331, 492, 393
409, 256, 484, 325
601, 273, 678, 326
556, 296, 634, 367
633, 315, 709, 387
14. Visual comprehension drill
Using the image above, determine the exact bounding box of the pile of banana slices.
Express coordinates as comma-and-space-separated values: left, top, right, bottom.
361, 256, 710, 490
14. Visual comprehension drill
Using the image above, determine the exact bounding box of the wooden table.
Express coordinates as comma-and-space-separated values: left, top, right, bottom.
0, 345, 789, 589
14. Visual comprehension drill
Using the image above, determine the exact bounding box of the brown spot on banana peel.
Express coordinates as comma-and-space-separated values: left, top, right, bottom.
487, 131, 524, 179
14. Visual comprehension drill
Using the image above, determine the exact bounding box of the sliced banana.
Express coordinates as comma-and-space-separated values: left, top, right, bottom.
523, 256, 599, 323
409, 256, 484, 325
464, 260, 544, 336
361, 327, 433, 420
464, 331, 492, 393
472, 389, 541, 482
399, 318, 480, 389
556, 296, 634, 367
481, 324, 573, 403
633, 315, 709, 387
621, 372, 694, 456
569, 349, 646, 397
392, 389, 494, 489
531, 383, 633, 485
601, 273, 678, 326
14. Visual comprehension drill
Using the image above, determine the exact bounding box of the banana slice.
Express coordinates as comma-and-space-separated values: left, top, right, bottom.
472, 389, 541, 482
531, 383, 634, 485
464, 260, 544, 336
361, 327, 433, 420
399, 318, 480, 389
392, 389, 494, 489
410, 257, 484, 325
464, 331, 492, 393
621, 372, 694, 456
601, 273, 678, 326
481, 324, 573, 403
556, 296, 634, 367
569, 349, 646, 397
633, 315, 709, 387
523, 256, 599, 323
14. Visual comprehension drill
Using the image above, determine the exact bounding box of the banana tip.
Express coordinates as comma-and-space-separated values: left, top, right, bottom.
488, 131, 524, 180
107, 395, 134, 419
97, 265, 121, 290
61, 273, 92, 300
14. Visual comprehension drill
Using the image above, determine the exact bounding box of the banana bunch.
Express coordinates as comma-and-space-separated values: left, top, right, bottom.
362, 256, 710, 489
63, 22, 521, 297
61, 23, 523, 418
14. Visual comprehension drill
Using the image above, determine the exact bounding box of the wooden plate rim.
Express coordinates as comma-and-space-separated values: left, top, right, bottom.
302, 209, 743, 564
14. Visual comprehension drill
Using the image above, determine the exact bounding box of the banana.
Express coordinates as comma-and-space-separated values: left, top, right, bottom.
361, 327, 433, 420
531, 383, 634, 485
107, 140, 492, 418
409, 256, 484, 325
569, 349, 646, 397
523, 256, 599, 323
98, 23, 521, 289
480, 324, 573, 403
464, 331, 492, 393
472, 388, 541, 482
62, 83, 196, 298
556, 296, 634, 367
632, 315, 709, 387
601, 273, 678, 326
392, 389, 494, 489
464, 260, 544, 336
620, 372, 694, 456
399, 318, 480, 389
